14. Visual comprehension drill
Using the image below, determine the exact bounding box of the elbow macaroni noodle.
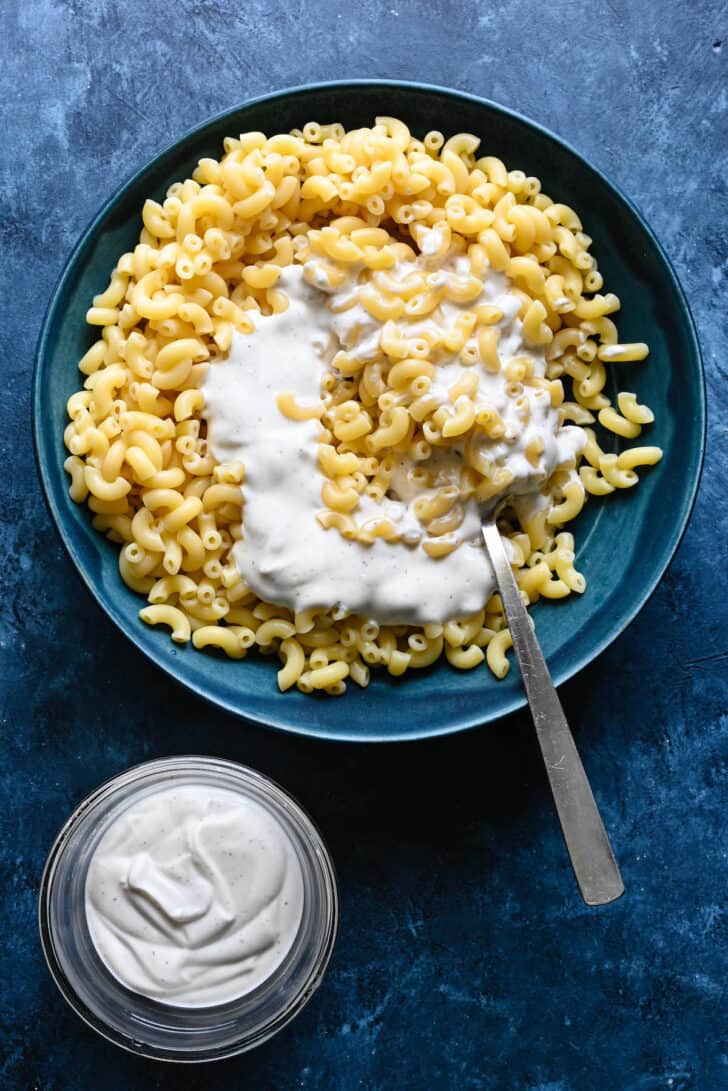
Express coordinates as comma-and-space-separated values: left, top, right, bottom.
64, 118, 662, 695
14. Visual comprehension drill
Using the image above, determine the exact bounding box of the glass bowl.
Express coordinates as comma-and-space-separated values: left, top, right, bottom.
38, 756, 339, 1062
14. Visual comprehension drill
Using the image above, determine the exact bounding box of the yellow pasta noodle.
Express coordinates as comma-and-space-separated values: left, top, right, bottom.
63, 117, 661, 697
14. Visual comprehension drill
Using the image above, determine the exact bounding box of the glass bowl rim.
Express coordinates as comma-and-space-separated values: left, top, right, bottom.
38, 754, 340, 1062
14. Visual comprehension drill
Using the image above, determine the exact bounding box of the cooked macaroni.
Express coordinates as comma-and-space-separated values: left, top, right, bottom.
64, 118, 662, 695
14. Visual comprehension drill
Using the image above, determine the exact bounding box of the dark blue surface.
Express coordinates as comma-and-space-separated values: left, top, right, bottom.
1, 2, 726, 1088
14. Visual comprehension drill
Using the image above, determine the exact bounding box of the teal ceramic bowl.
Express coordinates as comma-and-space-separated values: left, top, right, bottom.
33, 81, 705, 742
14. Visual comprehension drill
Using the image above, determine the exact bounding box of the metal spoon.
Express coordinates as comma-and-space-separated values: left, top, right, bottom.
481, 519, 624, 906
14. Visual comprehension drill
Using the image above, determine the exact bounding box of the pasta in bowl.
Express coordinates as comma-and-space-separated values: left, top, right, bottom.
34, 83, 705, 738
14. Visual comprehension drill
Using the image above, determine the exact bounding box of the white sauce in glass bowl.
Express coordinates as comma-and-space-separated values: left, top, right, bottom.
203, 245, 583, 624
85, 785, 304, 1008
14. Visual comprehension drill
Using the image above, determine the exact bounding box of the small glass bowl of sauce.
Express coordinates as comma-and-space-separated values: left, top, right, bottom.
38, 756, 338, 1061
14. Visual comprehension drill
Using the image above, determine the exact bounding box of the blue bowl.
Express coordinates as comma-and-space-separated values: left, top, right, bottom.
33, 81, 705, 742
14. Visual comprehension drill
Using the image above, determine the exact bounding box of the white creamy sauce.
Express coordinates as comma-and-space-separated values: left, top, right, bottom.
204, 235, 584, 624
85, 785, 304, 1008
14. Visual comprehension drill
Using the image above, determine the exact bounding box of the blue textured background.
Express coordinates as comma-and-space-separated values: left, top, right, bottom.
1, 2, 726, 1088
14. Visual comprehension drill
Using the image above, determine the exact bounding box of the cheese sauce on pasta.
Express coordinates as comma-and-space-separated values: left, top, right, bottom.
204, 245, 584, 624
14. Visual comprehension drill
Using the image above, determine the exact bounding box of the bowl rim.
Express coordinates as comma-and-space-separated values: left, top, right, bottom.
32, 79, 707, 743
37, 754, 340, 1061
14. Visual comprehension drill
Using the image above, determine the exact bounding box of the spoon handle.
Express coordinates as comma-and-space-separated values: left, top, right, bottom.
481, 521, 624, 906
